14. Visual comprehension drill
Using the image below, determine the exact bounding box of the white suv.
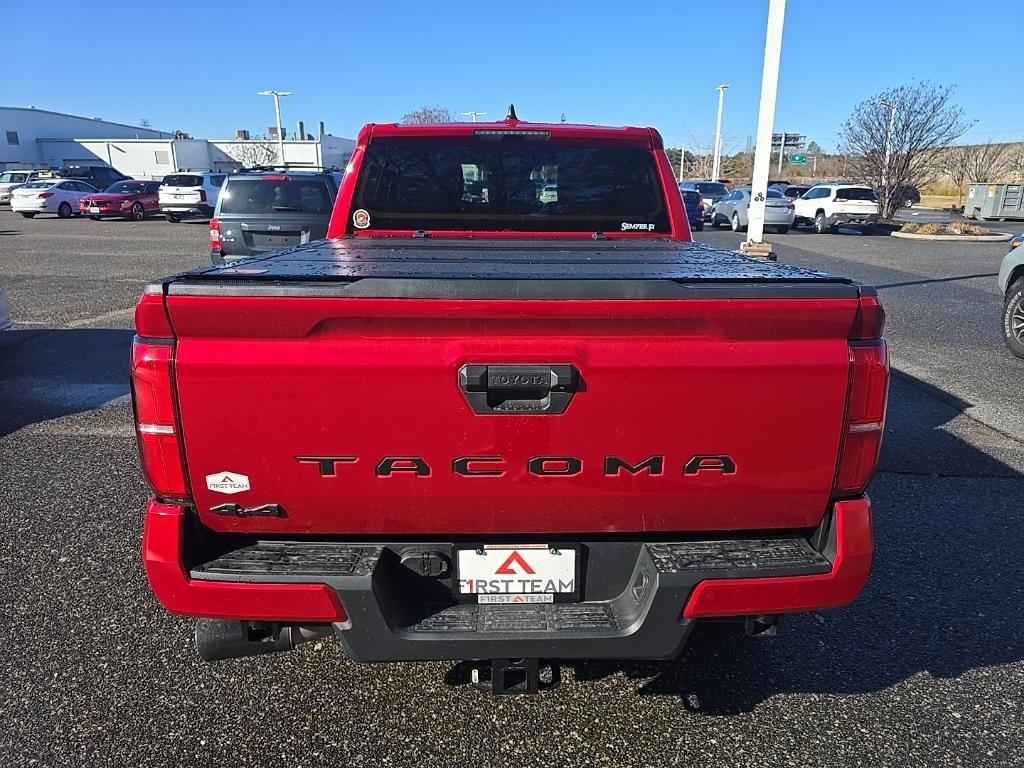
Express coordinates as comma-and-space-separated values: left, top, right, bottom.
0, 169, 55, 205
793, 184, 880, 234
158, 171, 226, 222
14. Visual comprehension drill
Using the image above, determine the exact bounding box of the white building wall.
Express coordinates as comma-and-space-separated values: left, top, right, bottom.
0, 106, 170, 169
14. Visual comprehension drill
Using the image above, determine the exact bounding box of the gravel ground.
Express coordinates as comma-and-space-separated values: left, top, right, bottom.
1, 211, 1022, 767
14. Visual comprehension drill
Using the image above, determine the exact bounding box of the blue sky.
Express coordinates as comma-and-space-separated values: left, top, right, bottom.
3, 0, 1021, 152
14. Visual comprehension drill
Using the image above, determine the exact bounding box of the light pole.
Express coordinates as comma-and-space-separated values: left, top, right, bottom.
679, 142, 686, 182
461, 111, 488, 122
257, 90, 292, 166
711, 84, 730, 181
880, 100, 898, 206
743, 0, 787, 255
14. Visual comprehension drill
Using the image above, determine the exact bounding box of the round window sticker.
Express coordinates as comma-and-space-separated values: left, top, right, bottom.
352, 209, 371, 229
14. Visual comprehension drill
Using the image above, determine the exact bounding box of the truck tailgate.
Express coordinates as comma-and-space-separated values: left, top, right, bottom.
164, 239, 864, 536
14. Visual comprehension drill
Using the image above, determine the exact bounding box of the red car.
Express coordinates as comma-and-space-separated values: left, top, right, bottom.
80, 180, 161, 221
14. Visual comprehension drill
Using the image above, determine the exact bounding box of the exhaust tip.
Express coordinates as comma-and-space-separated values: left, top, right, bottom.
194, 619, 331, 661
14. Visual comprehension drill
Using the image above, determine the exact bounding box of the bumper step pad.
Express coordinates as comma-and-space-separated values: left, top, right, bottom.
188, 535, 832, 661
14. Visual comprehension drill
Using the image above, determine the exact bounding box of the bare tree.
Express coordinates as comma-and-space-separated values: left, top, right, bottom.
222, 137, 279, 168
839, 82, 973, 218
944, 142, 1011, 206
402, 105, 454, 124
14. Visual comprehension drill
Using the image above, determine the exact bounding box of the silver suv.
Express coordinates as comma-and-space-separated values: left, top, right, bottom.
1000, 236, 1024, 358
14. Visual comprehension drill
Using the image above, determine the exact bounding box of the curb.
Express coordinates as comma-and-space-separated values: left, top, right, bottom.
890, 231, 1013, 242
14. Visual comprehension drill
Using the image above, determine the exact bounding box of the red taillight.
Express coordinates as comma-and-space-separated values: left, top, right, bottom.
37, 192, 54, 199
696, 193, 704, 206
209, 218, 221, 251
834, 339, 889, 497
132, 291, 188, 499
260, 174, 289, 181
786, 202, 795, 210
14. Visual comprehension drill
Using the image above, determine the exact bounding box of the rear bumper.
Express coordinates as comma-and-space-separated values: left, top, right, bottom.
829, 213, 880, 227
142, 497, 873, 661
160, 203, 214, 217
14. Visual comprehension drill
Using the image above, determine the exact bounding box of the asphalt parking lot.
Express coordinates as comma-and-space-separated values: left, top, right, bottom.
1, 211, 1022, 767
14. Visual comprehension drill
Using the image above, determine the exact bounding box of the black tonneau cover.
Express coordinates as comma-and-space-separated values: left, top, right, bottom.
165, 237, 858, 299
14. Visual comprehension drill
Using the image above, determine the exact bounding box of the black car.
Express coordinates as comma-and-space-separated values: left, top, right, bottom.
58, 164, 131, 189
679, 180, 730, 222
209, 169, 340, 264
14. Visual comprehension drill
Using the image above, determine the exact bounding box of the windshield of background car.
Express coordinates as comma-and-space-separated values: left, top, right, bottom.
106, 182, 147, 194
694, 182, 728, 198
0, 173, 28, 184
162, 174, 204, 187
352, 138, 670, 233
219, 178, 333, 215
836, 187, 877, 201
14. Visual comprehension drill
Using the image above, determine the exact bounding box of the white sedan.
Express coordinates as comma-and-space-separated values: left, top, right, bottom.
710, 187, 796, 234
10, 179, 98, 219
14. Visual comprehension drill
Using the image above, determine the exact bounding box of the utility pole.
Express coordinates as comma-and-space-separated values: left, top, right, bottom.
743, 0, 787, 257
711, 84, 730, 181
679, 142, 686, 182
776, 131, 786, 175
880, 100, 898, 206
258, 90, 292, 166
461, 111, 488, 122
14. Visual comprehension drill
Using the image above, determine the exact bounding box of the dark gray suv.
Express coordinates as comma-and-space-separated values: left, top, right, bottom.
209, 170, 340, 264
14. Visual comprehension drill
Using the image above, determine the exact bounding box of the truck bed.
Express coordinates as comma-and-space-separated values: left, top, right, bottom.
164, 237, 855, 298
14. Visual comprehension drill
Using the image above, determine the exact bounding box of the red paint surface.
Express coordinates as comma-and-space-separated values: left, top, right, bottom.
683, 497, 874, 618
142, 500, 347, 621
166, 294, 863, 535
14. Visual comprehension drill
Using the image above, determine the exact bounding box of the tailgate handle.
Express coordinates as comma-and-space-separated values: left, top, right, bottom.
458, 364, 579, 415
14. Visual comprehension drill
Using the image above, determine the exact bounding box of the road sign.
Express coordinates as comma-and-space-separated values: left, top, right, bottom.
789, 154, 807, 164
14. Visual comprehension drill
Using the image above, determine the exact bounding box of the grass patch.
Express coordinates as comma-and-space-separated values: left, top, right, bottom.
899, 221, 987, 236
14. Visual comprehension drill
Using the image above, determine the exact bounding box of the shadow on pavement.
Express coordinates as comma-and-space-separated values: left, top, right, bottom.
876, 272, 999, 290
560, 372, 1024, 712
0, 327, 133, 437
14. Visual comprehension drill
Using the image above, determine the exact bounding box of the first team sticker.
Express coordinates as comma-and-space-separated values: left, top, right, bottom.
205, 471, 251, 494
352, 208, 371, 229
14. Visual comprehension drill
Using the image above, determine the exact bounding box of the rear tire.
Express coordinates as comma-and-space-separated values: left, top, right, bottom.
20, 212, 35, 218
693, 220, 704, 232
165, 213, 182, 223
130, 202, 145, 221
57, 202, 73, 219
1003, 278, 1024, 359
774, 224, 791, 234
814, 211, 832, 234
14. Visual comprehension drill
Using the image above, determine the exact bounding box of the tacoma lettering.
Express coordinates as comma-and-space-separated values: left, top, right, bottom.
297, 454, 736, 477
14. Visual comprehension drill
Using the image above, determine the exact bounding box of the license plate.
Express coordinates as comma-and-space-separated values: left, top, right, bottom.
456, 545, 578, 602
89, 206, 100, 213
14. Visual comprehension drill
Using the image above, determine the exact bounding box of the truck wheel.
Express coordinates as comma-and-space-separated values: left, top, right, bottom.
57, 202, 73, 219
130, 202, 146, 221
814, 212, 833, 234
775, 224, 791, 234
1003, 278, 1024, 359
731, 213, 746, 233
693, 220, 704, 232
165, 213, 182, 223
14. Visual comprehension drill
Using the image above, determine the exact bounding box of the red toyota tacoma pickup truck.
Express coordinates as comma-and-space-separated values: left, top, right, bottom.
132, 113, 888, 694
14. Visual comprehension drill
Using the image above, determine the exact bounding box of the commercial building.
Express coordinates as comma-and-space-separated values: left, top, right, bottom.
0, 106, 172, 170
2, 106, 355, 177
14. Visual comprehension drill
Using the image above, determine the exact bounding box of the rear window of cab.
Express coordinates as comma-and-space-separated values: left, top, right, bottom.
352, 138, 670, 233
162, 174, 204, 187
